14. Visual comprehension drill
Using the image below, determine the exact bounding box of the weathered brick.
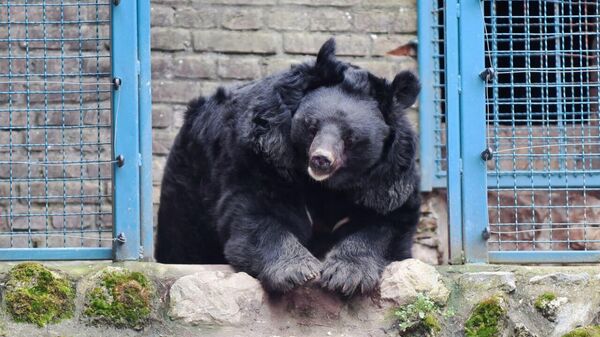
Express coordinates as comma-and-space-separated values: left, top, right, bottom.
150, 0, 191, 5
217, 57, 262, 80
362, 0, 415, 7
151, 5, 175, 27
371, 34, 416, 56
15, 181, 103, 205
353, 10, 396, 33
265, 57, 307, 74
83, 105, 111, 126
193, 31, 278, 54
351, 60, 401, 79
0, 130, 23, 154
81, 57, 111, 76
222, 8, 264, 30
173, 7, 218, 29
152, 54, 175, 80
192, 0, 276, 5
2, 205, 49, 231
0, 150, 39, 178
393, 7, 418, 33
50, 205, 97, 229
151, 28, 191, 51
152, 104, 175, 129
28, 129, 80, 152
266, 8, 310, 31
173, 55, 217, 79
153, 156, 167, 184
153, 185, 161, 205
153, 129, 177, 155
0, 109, 28, 128
283, 33, 369, 56
279, 0, 360, 6
152, 80, 204, 103
310, 9, 352, 32
34, 105, 91, 127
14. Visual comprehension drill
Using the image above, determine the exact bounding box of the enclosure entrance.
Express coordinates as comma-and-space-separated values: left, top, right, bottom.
0, 0, 151, 261
484, 1, 600, 262
420, 0, 600, 262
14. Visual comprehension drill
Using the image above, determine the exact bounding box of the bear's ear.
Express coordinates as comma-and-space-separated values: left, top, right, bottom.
391, 71, 421, 110
316, 38, 336, 67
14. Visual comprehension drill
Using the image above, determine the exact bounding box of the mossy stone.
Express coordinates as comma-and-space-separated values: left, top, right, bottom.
4, 262, 75, 327
464, 296, 506, 337
534, 292, 556, 311
83, 267, 152, 329
562, 326, 600, 337
393, 293, 442, 337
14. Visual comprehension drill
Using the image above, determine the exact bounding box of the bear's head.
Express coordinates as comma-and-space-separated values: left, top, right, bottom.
290, 39, 421, 213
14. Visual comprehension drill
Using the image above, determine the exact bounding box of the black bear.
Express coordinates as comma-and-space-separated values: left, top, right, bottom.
155, 38, 421, 296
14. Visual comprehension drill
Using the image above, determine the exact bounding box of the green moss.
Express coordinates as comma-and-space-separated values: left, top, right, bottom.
562, 326, 600, 337
4, 262, 75, 327
83, 268, 152, 329
464, 296, 506, 337
534, 292, 557, 311
393, 293, 442, 336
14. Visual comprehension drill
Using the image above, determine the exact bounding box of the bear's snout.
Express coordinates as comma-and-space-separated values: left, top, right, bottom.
310, 151, 334, 173
307, 126, 343, 182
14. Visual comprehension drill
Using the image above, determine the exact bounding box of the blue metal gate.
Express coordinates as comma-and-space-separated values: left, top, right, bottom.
421, 0, 600, 263
0, 0, 151, 261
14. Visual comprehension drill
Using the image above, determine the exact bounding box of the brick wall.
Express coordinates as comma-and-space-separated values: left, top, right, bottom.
148, 0, 448, 263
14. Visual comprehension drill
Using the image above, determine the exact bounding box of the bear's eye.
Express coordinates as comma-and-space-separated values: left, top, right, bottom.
345, 134, 361, 147
307, 123, 318, 137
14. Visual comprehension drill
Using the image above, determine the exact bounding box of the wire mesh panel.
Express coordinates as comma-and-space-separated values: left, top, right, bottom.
0, 0, 113, 252
419, 0, 447, 190
432, 0, 447, 184
483, 0, 600, 255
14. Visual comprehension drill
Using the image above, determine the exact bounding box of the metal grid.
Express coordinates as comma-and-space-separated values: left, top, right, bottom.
431, 0, 447, 182
0, 0, 113, 249
483, 0, 600, 252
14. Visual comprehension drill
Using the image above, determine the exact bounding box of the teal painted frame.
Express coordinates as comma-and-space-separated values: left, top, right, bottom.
458, 0, 488, 263
111, 0, 152, 260
0, 0, 151, 261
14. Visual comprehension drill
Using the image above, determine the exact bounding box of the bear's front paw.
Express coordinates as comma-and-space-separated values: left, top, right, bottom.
320, 257, 383, 296
260, 254, 322, 293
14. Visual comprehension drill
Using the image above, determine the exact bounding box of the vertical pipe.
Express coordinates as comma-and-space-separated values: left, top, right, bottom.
112, 0, 141, 260
459, 0, 489, 263
444, 0, 464, 264
137, 0, 154, 261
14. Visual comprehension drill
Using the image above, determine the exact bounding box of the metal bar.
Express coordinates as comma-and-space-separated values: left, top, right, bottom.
137, 0, 153, 261
418, 0, 436, 192
489, 250, 600, 264
445, 0, 463, 264
0, 248, 112, 261
459, 0, 488, 263
490, 172, 600, 188
111, 0, 141, 260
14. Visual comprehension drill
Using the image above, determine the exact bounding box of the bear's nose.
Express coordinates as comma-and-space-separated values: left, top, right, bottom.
310, 154, 333, 172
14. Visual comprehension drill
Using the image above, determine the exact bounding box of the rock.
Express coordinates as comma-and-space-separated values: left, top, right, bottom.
514, 324, 538, 337
552, 301, 595, 337
534, 293, 567, 322
529, 273, 589, 285
458, 272, 517, 293
379, 259, 449, 306
168, 270, 264, 326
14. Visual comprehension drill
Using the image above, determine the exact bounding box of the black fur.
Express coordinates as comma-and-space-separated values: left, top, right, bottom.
155, 38, 421, 296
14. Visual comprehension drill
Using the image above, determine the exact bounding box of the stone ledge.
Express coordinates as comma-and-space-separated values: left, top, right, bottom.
1, 261, 600, 336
